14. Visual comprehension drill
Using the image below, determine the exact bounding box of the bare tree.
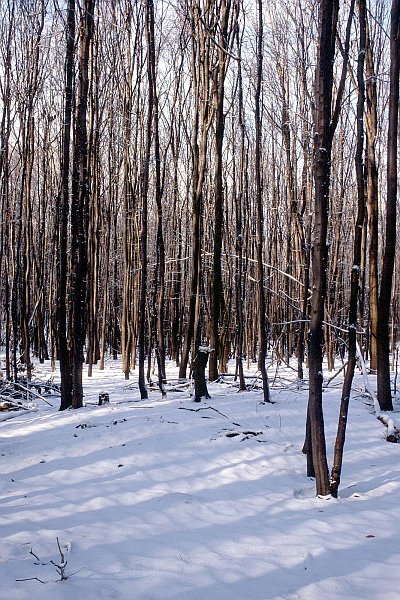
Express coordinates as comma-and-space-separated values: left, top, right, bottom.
307, 0, 340, 496
331, 0, 366, 497
58, 0, 75, 410
255, 0, 271, 403
376, 0, 399, 411
70, 0, 96, 408
179, 1, 213, 379
208, 0, 234, 381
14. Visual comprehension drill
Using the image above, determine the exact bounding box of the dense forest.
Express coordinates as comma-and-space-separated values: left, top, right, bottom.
0, 0, 399, 495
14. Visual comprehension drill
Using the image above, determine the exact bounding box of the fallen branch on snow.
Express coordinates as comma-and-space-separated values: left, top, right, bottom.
178, 405, 230, 419
356, 341, 380, 413
377, 415, 400, 443
356, 342, 399, 443
226, 430, 264, 441
16, 538, 80, 584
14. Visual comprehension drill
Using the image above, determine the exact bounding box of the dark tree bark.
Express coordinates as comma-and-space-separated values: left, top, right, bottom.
255, 0, 271, 403
331, 0, 366, 497
147, 0, 166, 395
70, 0, 96, 409
58, 0, 75, 411
0, 1, 15, 381
179, 3, 212, 379
192, 349, 211, 402
209, 0, 232, 382
305, 0, 355, 495
234, 5, 247, 392
307, 0, 340, 496
138, 0, 156, 401
376, 0, 399, 411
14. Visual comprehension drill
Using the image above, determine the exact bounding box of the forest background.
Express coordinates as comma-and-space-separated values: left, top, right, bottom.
0, 0, 399, 498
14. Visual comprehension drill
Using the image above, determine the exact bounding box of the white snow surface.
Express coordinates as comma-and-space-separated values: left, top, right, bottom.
1, 359, 400, 600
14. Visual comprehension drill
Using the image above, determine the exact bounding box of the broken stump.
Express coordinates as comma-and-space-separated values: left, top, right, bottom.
192, 349, 211, 402
99, 392, 110, 406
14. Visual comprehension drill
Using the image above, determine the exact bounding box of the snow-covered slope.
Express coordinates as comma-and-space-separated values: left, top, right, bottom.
1, 360, 399, 599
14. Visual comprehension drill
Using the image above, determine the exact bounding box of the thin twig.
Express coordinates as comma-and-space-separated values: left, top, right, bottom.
323, 362, 348, 387
178, 405, 230, 419
16, 577, 46, 584
29, 549, 41, 562
56, 537, 65, 564
13, 382, 53, 406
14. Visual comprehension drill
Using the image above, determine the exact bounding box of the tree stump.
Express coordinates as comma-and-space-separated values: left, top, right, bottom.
99, 392, 110, 406
192, 349, 211, 402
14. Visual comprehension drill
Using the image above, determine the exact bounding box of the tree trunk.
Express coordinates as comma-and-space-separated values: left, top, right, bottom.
209, 0, 231, 382
331, 0, 366, 497
179, 4, 212, 379
365, 18, 379, 373
307, 0, 339, 496
233, 6, 247, 392
255, 0, 271, 403
147, 0, 166, 395
376, 0, 399, 411
138, 0, 157, 401
192, 349, 211, 402
70, 0, 96, 409
58, 0, 75, 410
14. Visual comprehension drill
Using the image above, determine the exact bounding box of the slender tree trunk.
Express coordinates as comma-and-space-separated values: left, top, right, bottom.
70, 0, 96, 409
209, 0, 231, 382
234, 9, 247, 392
307, 0, 339, 496
255, 0, 270, 403
0, 1, 14, 381
365, 19, 379, 373
331, 0, 366, 497
179, 4, 212, 379
170, 129, 183, 367
58, 0, 75, 410
138, 0, 157, 400
376, 0, 399, 411
147, 0, 166, 394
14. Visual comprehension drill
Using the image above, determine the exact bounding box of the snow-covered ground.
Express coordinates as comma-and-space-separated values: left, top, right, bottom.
1, 358, 399, 600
